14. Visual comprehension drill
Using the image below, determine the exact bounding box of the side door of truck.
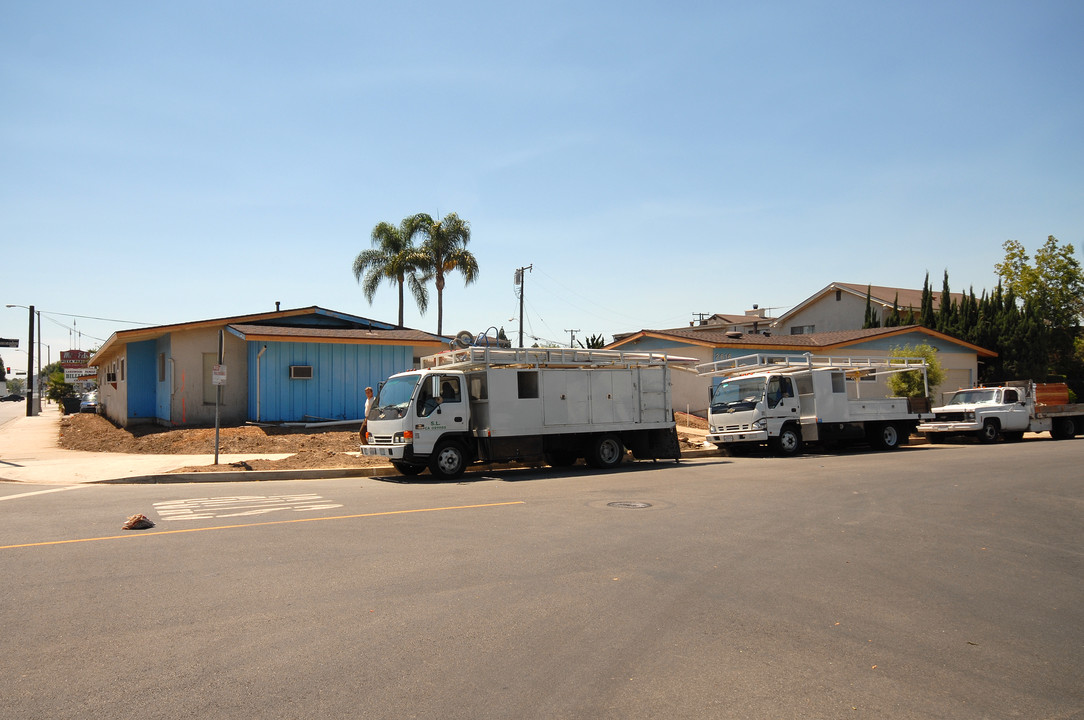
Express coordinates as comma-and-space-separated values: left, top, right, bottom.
999, 388, 1031, 431
413, 373, 471, 454
765, 375, 799, 434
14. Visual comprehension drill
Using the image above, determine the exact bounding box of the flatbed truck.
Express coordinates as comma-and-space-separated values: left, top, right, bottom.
917, 382, 1083, 442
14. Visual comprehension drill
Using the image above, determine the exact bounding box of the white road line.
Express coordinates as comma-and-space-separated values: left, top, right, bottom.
0, 485, 93, 502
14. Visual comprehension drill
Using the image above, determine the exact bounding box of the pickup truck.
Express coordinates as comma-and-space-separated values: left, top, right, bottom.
917, 382, 1083, 442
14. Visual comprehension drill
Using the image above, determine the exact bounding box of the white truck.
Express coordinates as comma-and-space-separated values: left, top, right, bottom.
698, 353, 934, 456
360, 347, 689, 478
917, 382, 1083, 442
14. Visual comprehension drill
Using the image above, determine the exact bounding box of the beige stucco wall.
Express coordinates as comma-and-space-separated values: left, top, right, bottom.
779, 292, 871, 334
169, 328, 249, 426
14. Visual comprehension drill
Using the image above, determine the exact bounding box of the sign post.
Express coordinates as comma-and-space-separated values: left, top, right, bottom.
213, 330, 226, 464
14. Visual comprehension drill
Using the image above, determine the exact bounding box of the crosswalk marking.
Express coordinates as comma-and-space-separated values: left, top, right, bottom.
154, 494, 343, 521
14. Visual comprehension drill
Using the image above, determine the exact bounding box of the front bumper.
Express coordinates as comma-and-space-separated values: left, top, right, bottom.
916, 421, 980, 434
361, 443, 409, 460
706, 430, 769, 445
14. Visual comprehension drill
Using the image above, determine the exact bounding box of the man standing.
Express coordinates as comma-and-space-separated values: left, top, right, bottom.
360, 386, 375, 443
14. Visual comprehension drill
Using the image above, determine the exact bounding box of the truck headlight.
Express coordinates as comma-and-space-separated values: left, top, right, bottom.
710, 425, 718, 433
753, 419, 766, 429
965, 412, 975, 421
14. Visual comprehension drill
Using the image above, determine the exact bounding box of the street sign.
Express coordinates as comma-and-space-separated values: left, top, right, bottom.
0, 338, 18, 348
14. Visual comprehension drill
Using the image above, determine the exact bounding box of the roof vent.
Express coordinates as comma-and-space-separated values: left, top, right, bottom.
726, 331, 742, 339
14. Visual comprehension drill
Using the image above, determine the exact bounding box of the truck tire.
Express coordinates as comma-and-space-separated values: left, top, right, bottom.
392, 461, 426, 476
977, 420, 1000, 443
1051, 417, 1076, 440
870, 422, 903, 450
428, 441, 468, 479
587, 435, 624, 469
772, 425, 803, 457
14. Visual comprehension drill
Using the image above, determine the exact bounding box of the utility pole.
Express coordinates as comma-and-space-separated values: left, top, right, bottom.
565, 329, 580, 348
514, 264, 532, 347
26, 305, 35, 417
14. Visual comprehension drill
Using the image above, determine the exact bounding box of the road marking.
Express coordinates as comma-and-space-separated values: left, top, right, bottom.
0, 485, 93, 502
0, 501, 525, 551
154, 494, 343, 520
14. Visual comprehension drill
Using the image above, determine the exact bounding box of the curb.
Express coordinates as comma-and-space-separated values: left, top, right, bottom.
95, 448, 723, 484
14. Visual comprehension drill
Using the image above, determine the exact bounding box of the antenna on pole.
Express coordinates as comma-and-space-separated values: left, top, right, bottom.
514, 264, 532, 347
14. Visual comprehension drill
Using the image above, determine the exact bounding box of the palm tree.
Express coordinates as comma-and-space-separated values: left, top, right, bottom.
352, 214, 429, 328
416, 212, 480, 336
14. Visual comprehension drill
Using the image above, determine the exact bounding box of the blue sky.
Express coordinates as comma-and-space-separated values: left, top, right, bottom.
2, 1, 1082, 374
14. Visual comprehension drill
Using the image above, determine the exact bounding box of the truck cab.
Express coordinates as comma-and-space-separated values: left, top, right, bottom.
707, 373, 799, 450
363, 369, 473, 475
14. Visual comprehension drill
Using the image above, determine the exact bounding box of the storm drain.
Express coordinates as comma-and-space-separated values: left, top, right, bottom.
607, 501, 652, 509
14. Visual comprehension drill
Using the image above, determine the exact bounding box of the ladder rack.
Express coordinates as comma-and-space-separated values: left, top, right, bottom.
422, 346, 697, 371
696, 353, 928, 379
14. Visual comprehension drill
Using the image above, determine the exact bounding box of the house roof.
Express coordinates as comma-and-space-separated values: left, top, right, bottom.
90, 306, 442, 365
774, 282, 968, 326
607, 324, 997, 357
227, 324, 443, 347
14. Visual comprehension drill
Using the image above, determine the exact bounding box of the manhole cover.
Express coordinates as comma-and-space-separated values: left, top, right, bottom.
607, 501, 652, 509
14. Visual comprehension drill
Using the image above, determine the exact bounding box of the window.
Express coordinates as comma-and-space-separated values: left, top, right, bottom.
517, 371, 539, 399
289, 365, 313, 379
835, 289, 842, 301
791, 325, 815, 335
1004, 389, 1018, 403
120, 358, 125, 382
831, 372, 846, 394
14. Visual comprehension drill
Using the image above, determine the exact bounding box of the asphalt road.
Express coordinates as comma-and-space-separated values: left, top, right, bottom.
1, 439, 1081, 719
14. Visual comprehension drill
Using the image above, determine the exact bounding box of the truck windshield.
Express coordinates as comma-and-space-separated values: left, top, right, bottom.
711, 377, 765, 412
946, 389, 998, 405
371, 374, 421, 419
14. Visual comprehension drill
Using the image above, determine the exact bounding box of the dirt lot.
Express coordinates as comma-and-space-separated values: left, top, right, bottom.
58, 412, 709, 472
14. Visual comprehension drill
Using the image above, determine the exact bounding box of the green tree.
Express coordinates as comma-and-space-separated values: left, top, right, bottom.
884, 293, 902, 327
886, 343, 945, 400
585, 333, 606, 349
995, 236, 1084, 375
919, 272, 936, 328
862, 285, 880, 329
7, 376, 25, 395
416, 212, 479, 336
353, 215, 430, 328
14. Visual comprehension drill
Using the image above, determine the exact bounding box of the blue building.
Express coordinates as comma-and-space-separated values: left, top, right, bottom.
90, 307, 445, 427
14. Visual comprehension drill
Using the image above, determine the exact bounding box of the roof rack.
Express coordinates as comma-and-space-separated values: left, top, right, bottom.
422, 346, 697, 371
696, 353, 928, 379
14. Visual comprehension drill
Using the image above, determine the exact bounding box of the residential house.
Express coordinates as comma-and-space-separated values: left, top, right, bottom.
774, 282, 965, 335
608, 324, 996, 415
90, 307, 445, 427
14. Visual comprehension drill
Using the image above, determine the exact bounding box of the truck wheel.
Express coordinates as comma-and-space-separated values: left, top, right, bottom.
588, 435, 624, 469
772, 426, 802, 457
392, 461, 426, 476
1051, 417, 1076, 440
977, 420, 1000, 443
871, 423, 903, 450
428, 441, 468, 479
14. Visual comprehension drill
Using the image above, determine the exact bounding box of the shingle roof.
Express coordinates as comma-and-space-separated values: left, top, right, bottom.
609, 324, 997, 356
227, 324, 444, 346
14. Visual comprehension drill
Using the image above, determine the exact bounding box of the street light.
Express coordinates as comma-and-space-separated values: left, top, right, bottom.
5, 304, 37, 417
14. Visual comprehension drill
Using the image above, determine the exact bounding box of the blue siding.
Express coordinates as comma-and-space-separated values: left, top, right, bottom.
247, 341, 412, 422
127, 340, 157, 419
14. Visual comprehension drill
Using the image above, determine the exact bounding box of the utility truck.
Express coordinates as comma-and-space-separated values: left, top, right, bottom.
360, 346, 689, 478
698, 353, 934, 456
917, 382, 1083, 442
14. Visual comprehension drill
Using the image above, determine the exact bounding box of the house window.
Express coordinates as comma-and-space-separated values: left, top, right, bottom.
835, 290, 842, 301
289, 365, 314, 379
791, 325, 815, 335
120, 358, 125, 382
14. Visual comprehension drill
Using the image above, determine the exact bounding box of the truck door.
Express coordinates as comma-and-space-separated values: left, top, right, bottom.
765, 376, 799, 427
1000, 388, 1030, 431
413, 373, 470, 454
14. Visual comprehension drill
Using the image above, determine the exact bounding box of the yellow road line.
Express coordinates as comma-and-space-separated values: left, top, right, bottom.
0, 501, 525, 551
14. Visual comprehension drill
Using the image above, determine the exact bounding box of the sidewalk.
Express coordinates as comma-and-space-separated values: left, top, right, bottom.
0, 406, 721, 486
0, 407, 383, 485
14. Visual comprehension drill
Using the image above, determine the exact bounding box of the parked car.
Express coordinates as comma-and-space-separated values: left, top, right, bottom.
1, 393, 24, 402
79, 391, 99, 413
